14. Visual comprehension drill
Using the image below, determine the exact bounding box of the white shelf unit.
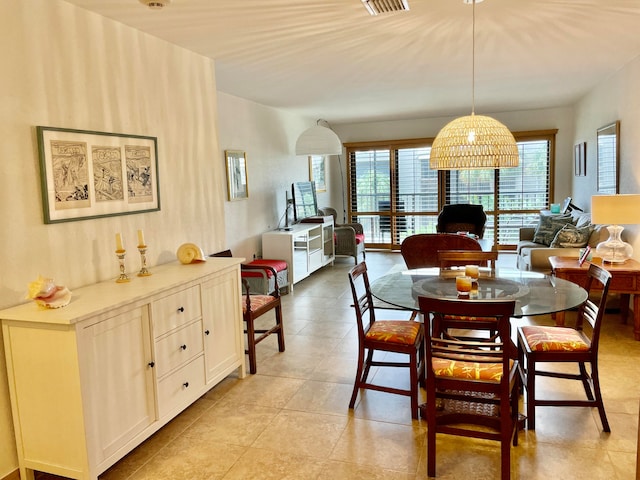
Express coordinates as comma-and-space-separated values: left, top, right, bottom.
262, 219, 334, 291
0, 259, 245, 480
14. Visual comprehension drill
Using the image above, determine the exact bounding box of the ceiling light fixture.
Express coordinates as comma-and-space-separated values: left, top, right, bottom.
361, 0, 410, 16
430, 0, 519, 170
139, 0, 171, 9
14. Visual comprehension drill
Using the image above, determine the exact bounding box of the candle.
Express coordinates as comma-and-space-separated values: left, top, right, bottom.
137, 229, 145, 247
115, 232, 124, 251
465, 264, 479, 280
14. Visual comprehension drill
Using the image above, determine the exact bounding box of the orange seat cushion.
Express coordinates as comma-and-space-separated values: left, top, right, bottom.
521, 325, 590, 352
432, 358, 512, 382
242, 294, 277, 313
242, 259, 288, 278
365, 320, 421, 345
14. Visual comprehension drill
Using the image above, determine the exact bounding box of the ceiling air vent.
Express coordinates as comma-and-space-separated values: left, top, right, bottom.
361, 0, 410, 16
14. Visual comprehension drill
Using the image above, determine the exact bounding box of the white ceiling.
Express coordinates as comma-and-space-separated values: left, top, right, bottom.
62, 0, 640, 124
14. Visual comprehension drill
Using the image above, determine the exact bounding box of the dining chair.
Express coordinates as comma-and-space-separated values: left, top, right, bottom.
401, 233, 482, 269
418, 296, 520, 480
347, 262, 426, 419
517, 262, 612, 431
437, 250, 498, 270
211, 250, 285, 374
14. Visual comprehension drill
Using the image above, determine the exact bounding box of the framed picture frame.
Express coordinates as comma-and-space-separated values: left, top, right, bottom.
574, 142, 586, 176
36, 126, 160, 224
309, 155, 326, 192
225, 150, 249, 201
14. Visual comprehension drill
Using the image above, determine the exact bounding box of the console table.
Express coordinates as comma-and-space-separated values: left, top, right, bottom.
262, 219, 334, 292
1, 259, 245, 480
549, 256, 640, 340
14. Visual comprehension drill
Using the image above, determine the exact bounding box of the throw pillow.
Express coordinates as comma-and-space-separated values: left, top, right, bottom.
532, 214, 574, 246
550, 223, 594, 248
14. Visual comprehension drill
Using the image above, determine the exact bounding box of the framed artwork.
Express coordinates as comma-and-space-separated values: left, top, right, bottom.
597, 121, 620, 194
574, 142, 586, 176
309, 155, 326, 192
225, 150, 249, 201
36, 126, 160, 224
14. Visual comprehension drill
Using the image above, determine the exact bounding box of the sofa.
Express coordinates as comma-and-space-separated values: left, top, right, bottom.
516, 210, 610, 272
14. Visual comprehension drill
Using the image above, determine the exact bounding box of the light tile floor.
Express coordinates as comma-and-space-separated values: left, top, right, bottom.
41, 251, 640, 479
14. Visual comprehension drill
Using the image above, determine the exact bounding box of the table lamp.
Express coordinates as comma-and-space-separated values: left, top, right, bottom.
591, 194, 640, 263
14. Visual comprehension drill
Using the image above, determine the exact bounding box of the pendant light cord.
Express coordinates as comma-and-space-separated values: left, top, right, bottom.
471, 0, 475, 116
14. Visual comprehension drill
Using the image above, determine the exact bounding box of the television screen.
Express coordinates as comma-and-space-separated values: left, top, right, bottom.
292, 181, 318, 222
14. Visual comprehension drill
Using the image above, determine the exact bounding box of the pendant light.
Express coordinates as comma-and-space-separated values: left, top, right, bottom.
430, 0, 519, 170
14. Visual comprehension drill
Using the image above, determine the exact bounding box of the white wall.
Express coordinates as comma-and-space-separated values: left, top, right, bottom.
217, 93, 332, 260
331, 107, 576, 211
574, 54, 640, 255
0, 0, 227, 475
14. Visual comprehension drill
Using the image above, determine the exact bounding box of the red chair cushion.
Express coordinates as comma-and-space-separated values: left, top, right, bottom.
521, 325, 590, 352
242, 294, 277, 313
242, 259, 288, 278
365, 320, 421, 345
355, 233, 365, 244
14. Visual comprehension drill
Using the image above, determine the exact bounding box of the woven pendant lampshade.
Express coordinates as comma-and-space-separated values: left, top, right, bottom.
430, 113, 519, 170
430, 0, 519, 170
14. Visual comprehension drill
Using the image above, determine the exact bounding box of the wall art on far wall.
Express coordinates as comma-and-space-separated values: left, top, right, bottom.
574, 141, 586, 177
36, 126, 160, 224
225, 150, 249, 201
309, 155, 326, 192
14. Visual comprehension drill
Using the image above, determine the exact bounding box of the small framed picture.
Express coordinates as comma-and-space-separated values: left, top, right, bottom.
574, 142, 586, 177
309, 155, 326, 192
225, 150, 248, 201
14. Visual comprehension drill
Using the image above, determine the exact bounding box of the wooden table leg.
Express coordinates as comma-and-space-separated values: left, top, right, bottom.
633, 294, 640, 341
554, 310, 565, 326
620, 293, 630, 324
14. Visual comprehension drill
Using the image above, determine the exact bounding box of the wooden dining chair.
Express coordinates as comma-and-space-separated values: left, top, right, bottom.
211, 250, 285, 374
437, 250, 498, 270
348, 262, 426, 419
418, 296, 521, 480
517, 262, 612, 431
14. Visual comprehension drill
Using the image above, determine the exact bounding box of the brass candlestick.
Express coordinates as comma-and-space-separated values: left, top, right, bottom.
115, 249, 130, 283
137, 245, 152, 277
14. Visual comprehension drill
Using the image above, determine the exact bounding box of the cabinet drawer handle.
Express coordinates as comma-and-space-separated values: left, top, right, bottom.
204, 329, 210, 335
177, 306, 185, 313
183, 382, 189, 388
180, 344, 187, 350
148, 361, 155, 368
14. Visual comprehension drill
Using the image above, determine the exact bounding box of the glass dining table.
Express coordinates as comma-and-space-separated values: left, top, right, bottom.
370, 267, 588, 318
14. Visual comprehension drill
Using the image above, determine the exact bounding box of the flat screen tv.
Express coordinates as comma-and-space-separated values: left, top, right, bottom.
292, 181, 318, 222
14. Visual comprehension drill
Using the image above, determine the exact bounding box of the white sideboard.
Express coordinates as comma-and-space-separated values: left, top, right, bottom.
0, 259, 245, 480
262, 219, 334, 291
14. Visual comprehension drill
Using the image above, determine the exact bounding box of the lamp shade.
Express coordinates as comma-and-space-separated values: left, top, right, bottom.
430, 114, 520, 170
295, 125, 342, 156
591, 194, 640, 225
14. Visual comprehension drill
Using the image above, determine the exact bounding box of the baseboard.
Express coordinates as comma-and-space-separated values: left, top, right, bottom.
1, 469, 20, 480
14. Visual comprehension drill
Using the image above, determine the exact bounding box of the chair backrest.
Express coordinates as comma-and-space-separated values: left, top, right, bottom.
437, 204, 487, 238
418, 296, 516, 387
401, 233, 482, 269
348, 262, 376, 339
318, 207, 339, 224
577, 263, 612, 352
437, 250, 498, 270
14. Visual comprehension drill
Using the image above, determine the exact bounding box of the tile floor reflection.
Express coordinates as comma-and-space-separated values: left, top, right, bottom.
39, 251, 639, 479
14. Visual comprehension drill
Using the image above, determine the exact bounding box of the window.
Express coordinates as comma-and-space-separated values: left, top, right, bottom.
345, 130, 556, 249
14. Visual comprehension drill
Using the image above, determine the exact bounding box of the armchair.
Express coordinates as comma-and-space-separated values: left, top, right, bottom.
437, 203, 487, 238
318, 207, 366, 264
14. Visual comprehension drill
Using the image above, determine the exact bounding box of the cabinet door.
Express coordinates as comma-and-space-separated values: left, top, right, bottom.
202, 270, 244, 382
82, 307, 156, 462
